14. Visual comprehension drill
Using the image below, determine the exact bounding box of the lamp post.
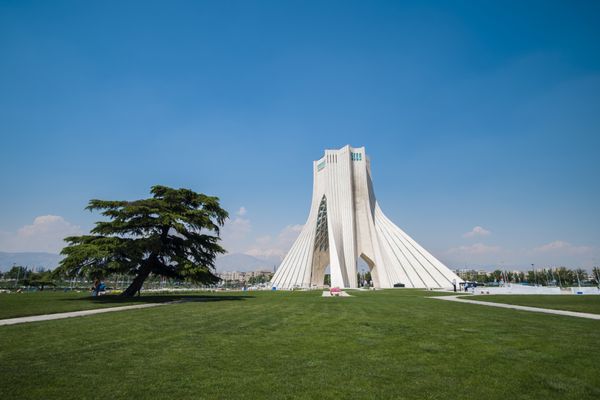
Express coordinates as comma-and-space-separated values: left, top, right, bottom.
14, 263, 20, 289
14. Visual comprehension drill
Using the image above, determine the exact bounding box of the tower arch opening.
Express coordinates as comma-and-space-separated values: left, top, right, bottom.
358, 253, 377, 288
310, 195, 329, 287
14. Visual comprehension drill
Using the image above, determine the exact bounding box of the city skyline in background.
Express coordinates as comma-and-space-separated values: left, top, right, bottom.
1, 1, 599, 271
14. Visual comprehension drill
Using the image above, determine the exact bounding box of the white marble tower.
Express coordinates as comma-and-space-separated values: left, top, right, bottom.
270, 145, 462, 289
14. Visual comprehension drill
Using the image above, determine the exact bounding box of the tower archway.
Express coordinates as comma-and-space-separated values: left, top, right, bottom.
310, 195, 329, 287
359, 253, 379, 287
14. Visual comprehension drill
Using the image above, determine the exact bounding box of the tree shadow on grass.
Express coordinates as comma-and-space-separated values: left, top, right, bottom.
63, 294, 254, 305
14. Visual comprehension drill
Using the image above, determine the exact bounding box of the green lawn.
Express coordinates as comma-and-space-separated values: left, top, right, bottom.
1, 289, 599, 399
0, 291, 179, 319
460, 294, 600, 315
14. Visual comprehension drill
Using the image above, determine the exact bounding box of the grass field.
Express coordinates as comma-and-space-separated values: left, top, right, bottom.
1, 289, 599, 399
460, 294, 600, 314
0, 291, 174, 319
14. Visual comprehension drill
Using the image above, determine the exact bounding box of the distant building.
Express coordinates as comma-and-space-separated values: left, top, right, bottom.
218, 270, 273, 282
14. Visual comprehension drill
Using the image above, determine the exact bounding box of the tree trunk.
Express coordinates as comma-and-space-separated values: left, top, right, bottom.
121, 261, 153, 297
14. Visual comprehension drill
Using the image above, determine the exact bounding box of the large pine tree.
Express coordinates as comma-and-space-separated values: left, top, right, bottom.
57, 186, 228, 296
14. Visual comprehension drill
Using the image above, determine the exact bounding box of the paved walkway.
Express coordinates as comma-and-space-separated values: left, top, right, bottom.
430, 295, 600, 320
0, 303, 170, 327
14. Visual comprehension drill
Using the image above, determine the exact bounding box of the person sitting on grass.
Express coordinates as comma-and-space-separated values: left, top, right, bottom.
92, 278, 106, 296
91, 278, 99, 296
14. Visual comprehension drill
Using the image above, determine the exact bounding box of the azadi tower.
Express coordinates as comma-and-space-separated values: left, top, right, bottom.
271, 145, 462, 289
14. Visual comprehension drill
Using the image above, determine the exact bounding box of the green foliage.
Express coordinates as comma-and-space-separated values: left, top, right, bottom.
0, 266, 54, 289
491, 269, 503, 281
247, 274, 272, 285
592, 267, 600, 285
20, 270, 55, 290
55, 186, 228, 296
3, 265, 29, 280
458, 267, 595, 287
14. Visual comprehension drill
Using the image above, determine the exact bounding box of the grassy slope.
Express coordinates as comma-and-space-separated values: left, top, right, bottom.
462, 295, 600, 314
0, 291, 179, 319
0, 289, 599, 399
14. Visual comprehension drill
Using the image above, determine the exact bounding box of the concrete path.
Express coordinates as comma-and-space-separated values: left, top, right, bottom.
0, 302, 170, 327
431, 295, 600, 320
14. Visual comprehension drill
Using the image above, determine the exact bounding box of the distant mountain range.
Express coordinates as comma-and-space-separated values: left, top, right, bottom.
215, 253, 280, 272
0, 252, 63, 271
0, 251, 280, 273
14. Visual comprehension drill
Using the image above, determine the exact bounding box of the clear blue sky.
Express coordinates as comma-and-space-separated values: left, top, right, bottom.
1, 0, 599, 269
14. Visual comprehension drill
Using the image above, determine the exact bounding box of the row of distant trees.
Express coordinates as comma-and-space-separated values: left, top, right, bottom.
4, 265, 600, 289
0, 265, 223, 291
219, 273, 274, 289
457, 267, 600, 287
1, 265, 277, 291
0, 266, 56, 290
246, 274, 273, 285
